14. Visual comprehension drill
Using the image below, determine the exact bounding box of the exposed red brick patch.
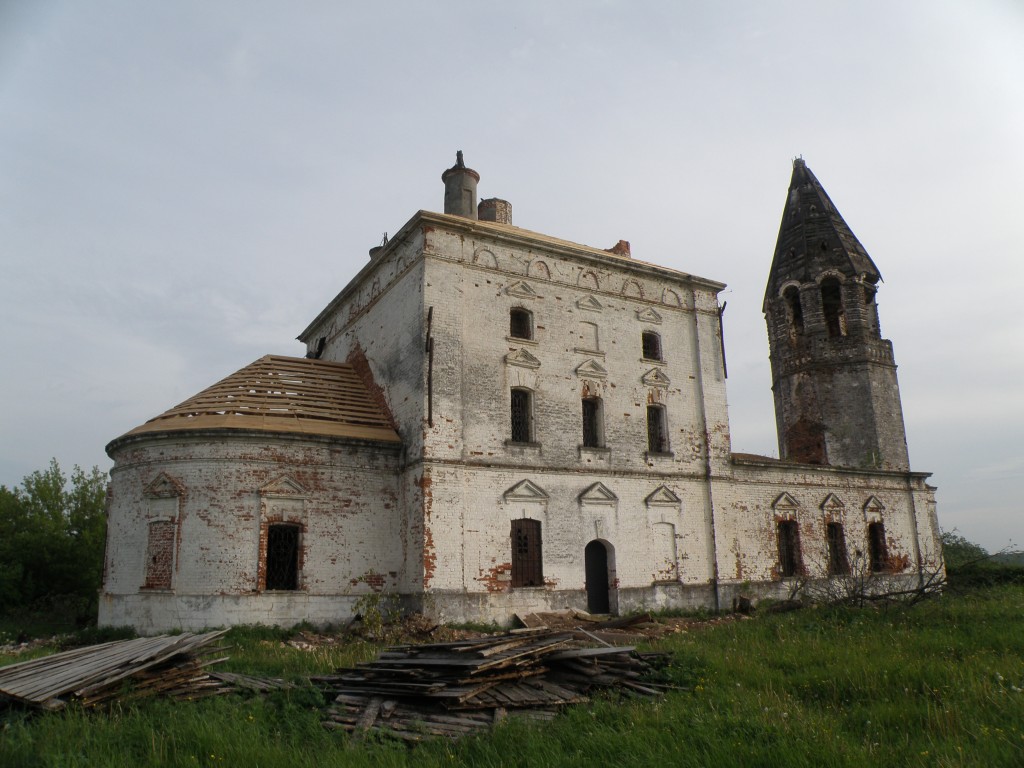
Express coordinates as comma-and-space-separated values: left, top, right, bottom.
477, 563, 512, 593
346, 342, 399, 431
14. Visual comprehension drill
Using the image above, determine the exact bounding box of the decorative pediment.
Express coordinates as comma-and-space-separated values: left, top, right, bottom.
636, 307, 662, 324
772, 492, 800, 512
576, 295, 603, 312
260, 475, 307, 497
642, 368, 671, 389
575, 359, 608, 379
645, 485, 681, 507
144, 473, 183, 498
505, 281, 538, 299
863, 496, 885, 521
578, 482, 618, 505
820, 493, 845, 512
505, 348, 541, 369
503, 479, 549, 502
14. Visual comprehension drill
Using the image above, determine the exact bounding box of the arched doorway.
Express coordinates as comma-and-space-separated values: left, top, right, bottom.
585, 540, 611, 614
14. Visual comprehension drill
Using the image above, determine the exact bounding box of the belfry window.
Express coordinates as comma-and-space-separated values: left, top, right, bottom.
783, 286, 804, 340
265, 523, 300, 590
777, 520, 802, 577
510, 388, 534, 443
641, 331, 663, 361
646, 405, 669, 454
826, 523, 850, 575
510, 308, 533, 340
868, 522, 888, 572
821, 278, 846, 338
511, 518, 543, 588
581, 397, 604, 448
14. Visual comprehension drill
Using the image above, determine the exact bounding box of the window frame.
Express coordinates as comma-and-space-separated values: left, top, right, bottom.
581, 396, 604, 448
641, 330, 663, 361
646, 404, 670, 454
867, 522, 888, 572
777, 519, 803, 577
825, 522, 850, 575
509, 387, 535, 444
509, 307, 533, 341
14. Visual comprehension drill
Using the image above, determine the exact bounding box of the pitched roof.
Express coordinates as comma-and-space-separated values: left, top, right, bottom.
765, 159, 881, 305
110, 355, 400, 448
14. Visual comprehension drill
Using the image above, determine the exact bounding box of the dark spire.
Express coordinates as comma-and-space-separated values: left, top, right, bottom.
764, 159, 881, 309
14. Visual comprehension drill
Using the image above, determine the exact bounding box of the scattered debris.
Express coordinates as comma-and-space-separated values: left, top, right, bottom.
0, 631, 230, 710
313, 628, 672, 741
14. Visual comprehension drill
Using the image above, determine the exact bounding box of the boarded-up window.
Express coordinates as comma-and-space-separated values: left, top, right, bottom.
868, 522, 888, 572
642, 331, 663, 361
266, 524, 300, 590
577, 321, 599, 351
510, 308, 533, 340
582, 397, 603, 448
511, 518, 543, 588
143, 520, 175, 589
647, 405, 669, 454
826, 522, 850, 575
777, 520, 802, 577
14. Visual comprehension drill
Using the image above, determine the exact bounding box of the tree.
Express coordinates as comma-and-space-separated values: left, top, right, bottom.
0, 460, 107, 621
940, 530, 989, 570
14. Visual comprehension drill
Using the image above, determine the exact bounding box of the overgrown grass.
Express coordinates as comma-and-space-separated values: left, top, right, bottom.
2, 586, 1023, 767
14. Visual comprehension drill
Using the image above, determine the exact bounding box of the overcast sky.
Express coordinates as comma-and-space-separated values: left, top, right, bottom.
2, 1, 1022, 551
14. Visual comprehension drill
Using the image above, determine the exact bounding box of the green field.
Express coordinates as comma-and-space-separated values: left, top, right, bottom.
2, 585, 1023, 768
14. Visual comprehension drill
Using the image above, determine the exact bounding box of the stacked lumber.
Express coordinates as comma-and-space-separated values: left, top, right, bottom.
0, 631, 230, 710
314, 629, 670, 741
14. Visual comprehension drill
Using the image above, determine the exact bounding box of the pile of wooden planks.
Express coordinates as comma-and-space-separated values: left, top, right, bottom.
0, 631, 230, 710
314, 629, 670, 741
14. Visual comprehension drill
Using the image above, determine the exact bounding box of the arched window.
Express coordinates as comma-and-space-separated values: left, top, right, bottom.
641, 331, 663, 361
581, 397, 604, 448
511, 518, 543, 587
509, 308, 533, 340
783, 285, 804, 341
821, 278, 846, 338
646, 404, 669, 454
868, 522, 888, 572
777, 520, 802, 577
826, 523, 850, 575
510, 388, 534, 443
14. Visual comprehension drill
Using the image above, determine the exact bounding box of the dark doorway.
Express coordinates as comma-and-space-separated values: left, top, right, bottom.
585, 540, 610, 614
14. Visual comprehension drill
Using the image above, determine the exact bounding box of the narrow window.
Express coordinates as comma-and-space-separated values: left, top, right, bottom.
826, 522, 850, 575
868, 522, 888, 572
510, 388, 533, 443
581, 397, 603, 448
509, 308, 533, 340
511, 518, 543, 587
265, 523, 300, 590
646, 404, 669, 454
821, 278, 846, 338
777, 520, 802, 577
143, 520, 175, 589
783, 286, 804, 341
642, 331, 663, 361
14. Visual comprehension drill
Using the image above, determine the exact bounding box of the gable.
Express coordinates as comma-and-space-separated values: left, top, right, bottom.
645, 485, 681, 507
636, 307, 662, 324
578, 482, 618, 505
505, 348, 541, 369
642, 368, 671, 389
575, 359, 608, 379
503, 479, 549, 502
260, 475, 308, 497
144, 473, 183, 499
505, 281, 539, 299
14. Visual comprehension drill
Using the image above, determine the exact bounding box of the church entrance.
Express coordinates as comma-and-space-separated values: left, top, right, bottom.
585, 540, 611, 614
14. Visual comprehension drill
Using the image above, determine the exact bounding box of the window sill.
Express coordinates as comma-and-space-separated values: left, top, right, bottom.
139, 587, 174, 593
578, 445, 611, 460
505, 440, 542, 453
641, 357, 667, 366
645, 451, 675, 462
507, 336, 538, 346
574, 347, 605, 358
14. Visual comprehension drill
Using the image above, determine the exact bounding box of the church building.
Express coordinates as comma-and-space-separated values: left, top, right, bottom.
99, 155, 941, 632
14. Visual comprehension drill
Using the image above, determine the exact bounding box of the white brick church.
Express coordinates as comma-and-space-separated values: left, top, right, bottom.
99, 154, 942, 632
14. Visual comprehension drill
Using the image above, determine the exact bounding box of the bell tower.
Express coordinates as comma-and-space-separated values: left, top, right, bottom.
764, 159, 910, 471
